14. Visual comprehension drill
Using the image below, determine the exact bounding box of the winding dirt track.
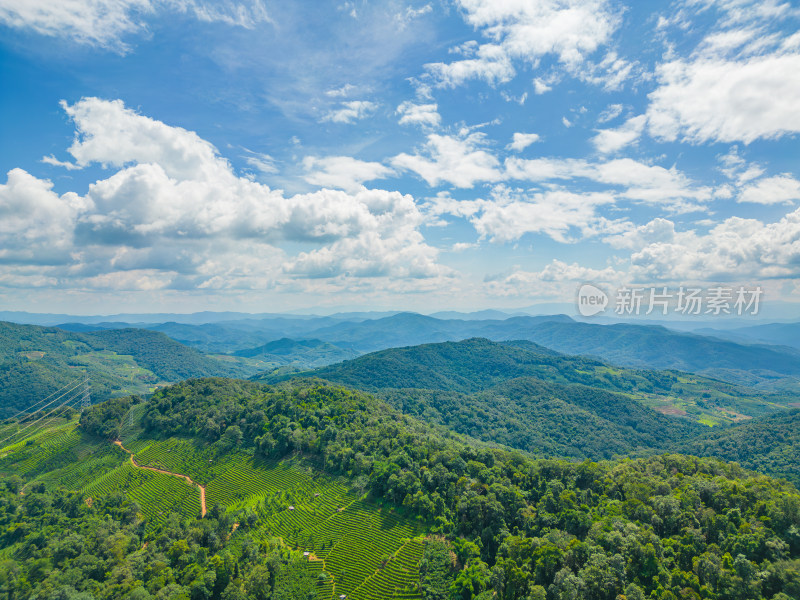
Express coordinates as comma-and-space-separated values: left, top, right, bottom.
113, 440, 207, 517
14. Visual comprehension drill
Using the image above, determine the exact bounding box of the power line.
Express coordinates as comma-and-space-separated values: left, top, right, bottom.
80, 377, 91, 412
0, 379, 87, 449
15, 377, 85, 425
10, 391, 85, 448
1, 377, 85, 423
0, 381, 85, 448
0, 388, 84, 450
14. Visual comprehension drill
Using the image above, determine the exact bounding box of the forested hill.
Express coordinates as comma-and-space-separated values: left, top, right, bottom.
675, 409, 800, 486
254, 338, 800, 464
261, 337, 573, 393
4, 377, 798, 599
260, 337, 789, 411
0, 321, 248, 418
501, 320, 800, 386
37, 312, 800, 390
232, 337, 360, 368
379, 376, 704, 461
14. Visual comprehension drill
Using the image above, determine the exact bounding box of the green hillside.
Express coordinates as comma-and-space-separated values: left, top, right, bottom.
233, 337, 360, 369
261, 338, 794, 426
675, 409, 800, 487
379, 376, 703, 461
1, 378, 799, 599
0, 321, 254, 418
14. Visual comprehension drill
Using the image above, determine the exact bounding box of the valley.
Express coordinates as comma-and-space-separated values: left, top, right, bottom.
1, 316, 800, 599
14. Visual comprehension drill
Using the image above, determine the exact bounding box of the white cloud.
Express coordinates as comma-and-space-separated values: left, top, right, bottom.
738, 174, 800, 204
0, 0, 269, 51
41, 154, 80, 170
575, 50, 636, 90
425, 43, 515, 87
302, 156, 395, 193
501, 90, 528, 105
532, 77, 554, 94
505, 156, 713, 210
0, 98, 442, 291
321, 100, 378, 124
507, 132, 541, 152
604, 218, 678, 250
597, 103, 624, 123
392, 133, 503, 188
395, 3, 432, 30
0, 168, 89, 266
243, 151, 278, 174
424, 0, 620, 88
591, 114, 647, 154
485, 259, 622, 298
627, 208, 800, 281
324, 83, 356, 97
452, 242, 478, 251
647, 53, 800, 144
61, 97, 226, 181
470, 188, 616, 243
397, 101, 441, 128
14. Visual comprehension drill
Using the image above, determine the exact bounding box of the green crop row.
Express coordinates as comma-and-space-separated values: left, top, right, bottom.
258, 497, 423, 598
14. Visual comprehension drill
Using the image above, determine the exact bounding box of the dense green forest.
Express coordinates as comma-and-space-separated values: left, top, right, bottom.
3, 327, 800, 599
232, 338, 359, 369
265, 338, 795, 419
676, 410, 800, 487
0, 479, 318, 599
4, 378, 797, 599
255, 339, 799, 464
376, 377, 703, 461
0, 322, 255, 418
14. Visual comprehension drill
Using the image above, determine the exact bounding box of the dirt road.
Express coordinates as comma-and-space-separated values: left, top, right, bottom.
113, 440, 207, 517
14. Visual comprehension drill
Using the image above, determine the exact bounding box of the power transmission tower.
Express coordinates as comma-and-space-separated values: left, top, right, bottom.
80, 377, 91, 411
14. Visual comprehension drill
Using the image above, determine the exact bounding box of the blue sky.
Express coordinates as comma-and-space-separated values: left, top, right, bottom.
1, 0, 799, 315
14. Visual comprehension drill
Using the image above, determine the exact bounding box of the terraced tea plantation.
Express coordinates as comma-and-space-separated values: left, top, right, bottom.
130, 436, 428, 598
0, 417, 429, 599
83, 460, 202, 529
262, 498, 425, 600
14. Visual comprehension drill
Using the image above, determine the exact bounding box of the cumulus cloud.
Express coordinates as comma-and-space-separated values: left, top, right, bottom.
603, 217, 678, 250
646, 53, 800, 144
1, 98, 441, 291
321, 100, 378, 124
0, 168, 89, 265
392, 133, 503, 188
470, 187, 616, 243
302, 156, 395, 192
737, 174, 800, 204
427, 185, 623, 245
485, 259, 622, 298
424, 0, 621, 88
627, 208, 800, 282
397, 101, 441, 128
507, 132, 541, 152
0, 0, 269, 51
591, 115, 647, 154
60, 97, 226, 180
